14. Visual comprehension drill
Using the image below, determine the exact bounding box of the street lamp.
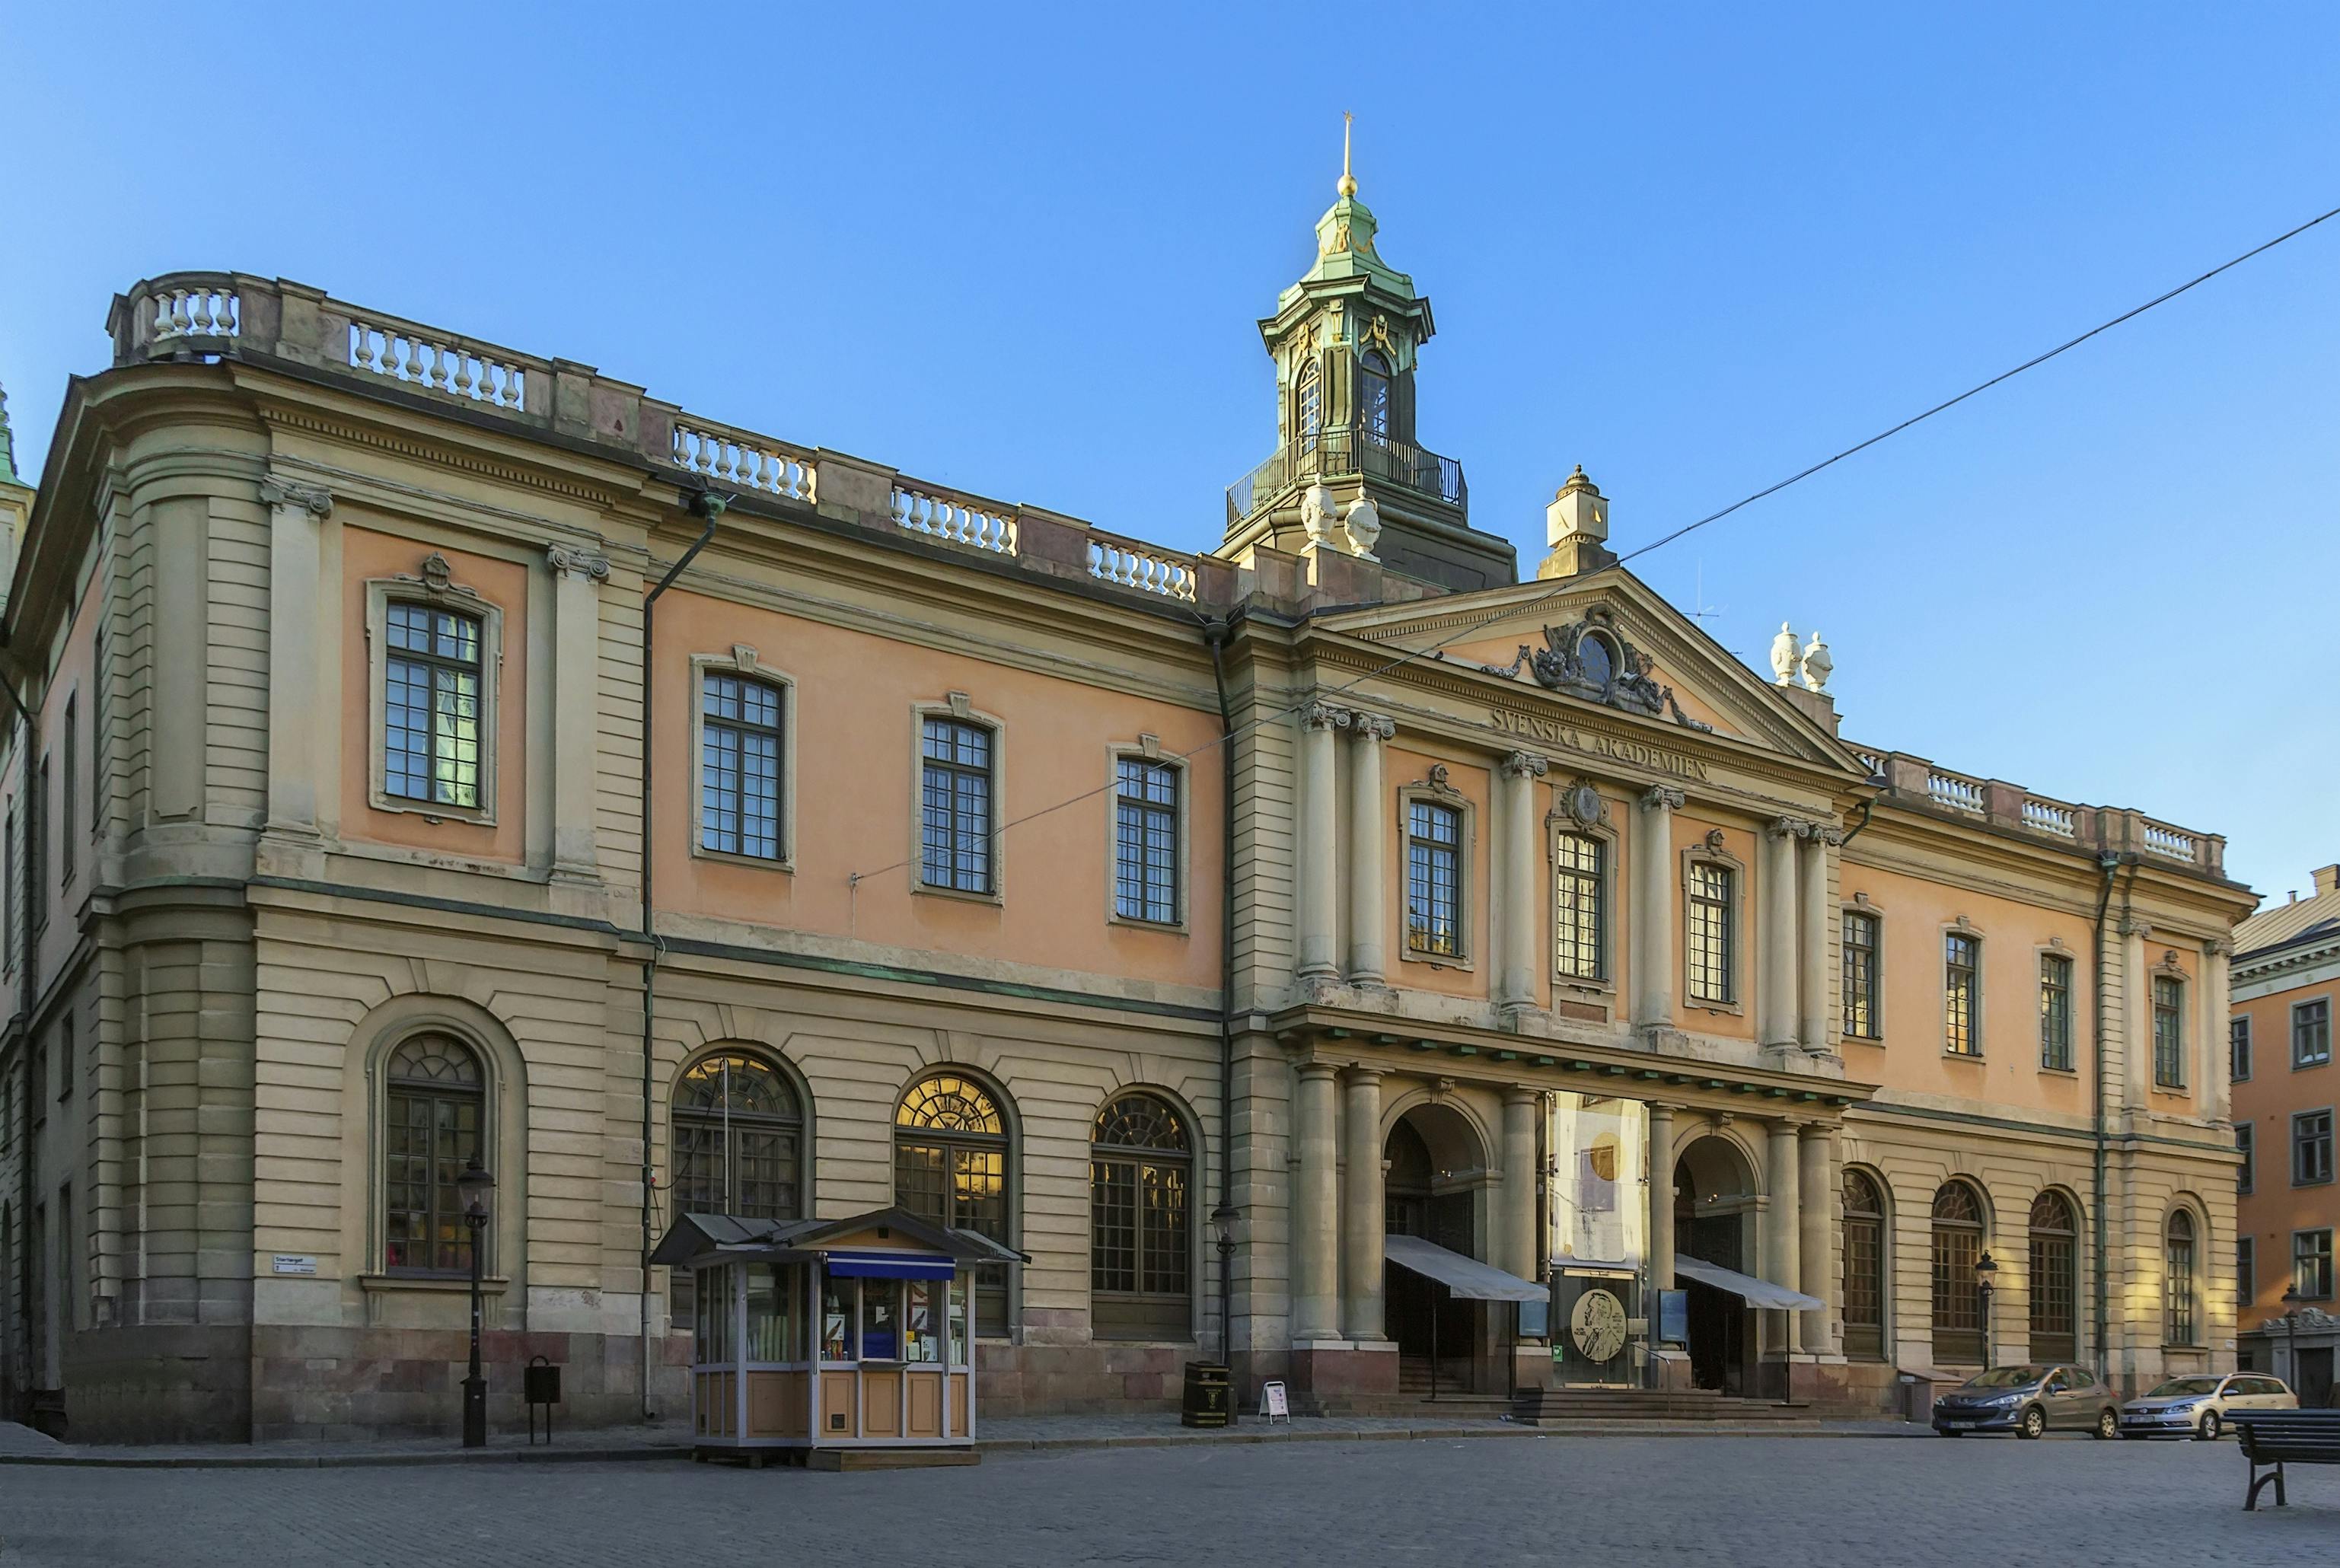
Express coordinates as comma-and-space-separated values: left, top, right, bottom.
457, 1154, 496, 1449
2282, 1283, 2303, 1388
1975, 1252, 2000, 1362
1211, 1202, 1239, 1426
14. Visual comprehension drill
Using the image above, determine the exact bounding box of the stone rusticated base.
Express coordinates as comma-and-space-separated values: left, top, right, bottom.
1283, 1340, 1401, 1408
975, 1339, 1216, 1414
59, 1324, 257, 1445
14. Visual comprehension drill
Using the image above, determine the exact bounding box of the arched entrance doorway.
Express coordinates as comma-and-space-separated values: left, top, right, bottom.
1675, 1133, 1758, 1395
1383, 1102, 1487, 1394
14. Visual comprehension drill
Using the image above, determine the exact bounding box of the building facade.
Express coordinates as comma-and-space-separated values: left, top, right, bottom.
0, 174, 2253, 1442
2230, 865, 2340, 1404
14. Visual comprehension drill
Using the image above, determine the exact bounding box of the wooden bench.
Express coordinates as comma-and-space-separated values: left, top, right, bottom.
2230, 1410, 2340, 1509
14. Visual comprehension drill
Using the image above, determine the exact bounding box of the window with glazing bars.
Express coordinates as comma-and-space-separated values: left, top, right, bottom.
700, 673, 784, 859
2296, 1108, 2335, 1186
2297, 1229, 2335, 1299
1686, 863, 1733, 1005
1930, 1184, 1984, 1362
1841, 1170, 1886, 1360
920, 718, 994, 894
2238, 1122, 2254, 1194
2232, 1016, 2252, 1082
2165, 1210, 2198, 1345
382, 1034, 485, 1275
2153, 975, 2185, 1088
1552, 832, 1605, 981
2039, 953, 2073, 1070
2296, 999, 2332, 1068
1405, 802, 1462, 958
1842, 910, 1880, 1039
384, 604, 483, 808
1089, 1095, 1191, 1339
1113, 760, 1179, 924
1943, 933, 1980, 1056
2239, 1236, 2255, 1306
2028, 1190, 2078, 1362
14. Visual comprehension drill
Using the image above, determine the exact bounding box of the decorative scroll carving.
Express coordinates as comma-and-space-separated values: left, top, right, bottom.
1499, 751, 1549, 780
1639, 785, 1686, 812
258, 477, 333, 518
1299, 701, 1352, 731
1348, 711, 1395, 742
546, 543, 612, 582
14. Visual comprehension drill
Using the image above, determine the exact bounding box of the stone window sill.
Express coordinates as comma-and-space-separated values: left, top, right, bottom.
359, 1273, 511, 1296
914, 881, 1003, 908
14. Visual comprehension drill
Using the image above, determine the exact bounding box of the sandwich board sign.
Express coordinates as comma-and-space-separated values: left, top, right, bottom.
1258, 1378, 1290, 1423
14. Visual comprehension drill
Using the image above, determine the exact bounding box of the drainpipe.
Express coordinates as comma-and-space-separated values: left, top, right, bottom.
636, 490, 723, 1421
2087, 850, 2132, 1385
1203, 621, 1239, 1391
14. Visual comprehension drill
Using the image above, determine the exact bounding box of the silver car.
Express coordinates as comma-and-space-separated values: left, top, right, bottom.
1931, 1363, 2122, 1439
2118, 1372, 2298, 1440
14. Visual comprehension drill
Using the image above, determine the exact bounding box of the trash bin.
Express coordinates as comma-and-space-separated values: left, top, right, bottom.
1181, 1361, 1231, 1428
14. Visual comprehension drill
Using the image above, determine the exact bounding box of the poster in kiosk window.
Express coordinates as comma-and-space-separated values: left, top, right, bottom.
652, 1206, 1022, 1468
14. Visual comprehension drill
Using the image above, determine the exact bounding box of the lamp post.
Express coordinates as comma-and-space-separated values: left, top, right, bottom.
1975, 1252, 2000, 1365
2282, 1284, 2303, 1389
457, 1154, 496, 1448
1211, 1202, 1239, 1425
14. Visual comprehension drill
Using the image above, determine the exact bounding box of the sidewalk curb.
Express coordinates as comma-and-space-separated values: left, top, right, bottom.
0, 1444, 692, 1470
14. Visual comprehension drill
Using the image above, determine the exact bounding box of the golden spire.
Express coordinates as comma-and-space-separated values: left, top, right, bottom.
1337, 112, 1356, 197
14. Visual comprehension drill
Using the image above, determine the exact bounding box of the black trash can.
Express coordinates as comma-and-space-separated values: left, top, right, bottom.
1181, 1361, 1231, 1428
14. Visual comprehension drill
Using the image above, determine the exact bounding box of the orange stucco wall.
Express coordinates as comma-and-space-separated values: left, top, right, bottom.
1673, 814, 1757, 1042
2232, 977, 2340, 1322
1382, 747, 1487, 1000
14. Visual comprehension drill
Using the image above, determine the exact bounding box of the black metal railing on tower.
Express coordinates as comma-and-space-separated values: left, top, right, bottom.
1224, 424, 1467, 525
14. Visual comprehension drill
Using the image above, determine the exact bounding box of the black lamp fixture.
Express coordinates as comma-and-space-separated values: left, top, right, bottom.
456, 1153, 496, 1449
1975, 1251, 2000, 1331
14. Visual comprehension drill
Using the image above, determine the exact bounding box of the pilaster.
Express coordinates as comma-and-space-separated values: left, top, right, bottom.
1292, 1061, 1341, 1341
1340, 1066, 1386, 1342
1634, 787, 1684, 1035
1495, 751, 1548, 1020
1761, 818, 1808, 1050
546, 543, 611, 883
259, 478, 333, 845
1295, 703, 1347, 985
1345, 714, 1393, 988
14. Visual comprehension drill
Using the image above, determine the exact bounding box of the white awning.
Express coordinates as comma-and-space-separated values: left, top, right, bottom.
1382, 1235, 1547, 1302
1672, 1256, 1825, 1311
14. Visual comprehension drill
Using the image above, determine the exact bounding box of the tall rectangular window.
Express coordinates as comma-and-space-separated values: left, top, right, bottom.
2295, 1109, 2334, 1187
2152, 975, 2185, 1088
1842, 910, 1880, 1040
2239, 1236, 2255, 1305
384, 604, 483, 808
2232, 1016, 2252, 1082
59, 696, 75, 884
33, 757, 48, 930
2039, 953, 2073, 1071
2296, 999, 2332, 1069
1944, 932, 1981, 1056
1686, 863, 1733, 1005
1404, 802, 1462, 958
1112, 758, 1178, 924
920, 717, 994, 894
2237, 1122, 2254, 1194
2297, 1229, 2335, 1301
700, 673, 784, 860
91, 627, 104, 842
56, 1016, 72, 1103
1552, 832, 1604, 982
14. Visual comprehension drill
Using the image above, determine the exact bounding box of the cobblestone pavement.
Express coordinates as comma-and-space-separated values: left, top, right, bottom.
2, 1432, 2329, 1566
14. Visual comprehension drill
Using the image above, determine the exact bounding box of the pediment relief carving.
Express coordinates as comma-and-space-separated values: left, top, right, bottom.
1474, 605, 1714, 732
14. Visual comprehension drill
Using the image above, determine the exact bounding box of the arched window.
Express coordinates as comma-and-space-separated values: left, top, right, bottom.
1356, 350, 1392, 441
384, 1034, 486, 1275
1930, 1181, 1985, 1364
1574, 632, 1617, 692
1090, 1094, 1193, 1340
672, 1051, 803, 1221
2028, 1190, 2079, 1362
1841, 1170, 1886, 1361
2165, 1209, 2198, 1346
1295, 355, 1321, 451
897, 1073, 1013, 1334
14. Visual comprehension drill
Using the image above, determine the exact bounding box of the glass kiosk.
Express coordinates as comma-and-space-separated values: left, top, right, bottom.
651, 1208, 1023, 1469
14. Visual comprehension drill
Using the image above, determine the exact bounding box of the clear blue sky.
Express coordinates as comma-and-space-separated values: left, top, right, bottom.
5, 3, 2334, 904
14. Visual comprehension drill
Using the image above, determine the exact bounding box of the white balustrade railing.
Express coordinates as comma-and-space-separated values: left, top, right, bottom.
145, 282, 241, 344
893, 486, 1016, 555
1853, 751, 1885, 778
2143, 823, 2198, 861
1089, 536, 1197, 599
348, 319, 531, 411
2022, 798, 2077, 838
1927, 771, 1988, 815
671, 423, 815, 500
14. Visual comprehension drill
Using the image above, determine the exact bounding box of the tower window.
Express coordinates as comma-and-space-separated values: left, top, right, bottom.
1356, 350, 1392, 441
1295, 356, 1321, 451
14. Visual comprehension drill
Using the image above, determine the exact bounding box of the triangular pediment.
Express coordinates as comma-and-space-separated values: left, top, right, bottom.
1317, 566, 1861, 771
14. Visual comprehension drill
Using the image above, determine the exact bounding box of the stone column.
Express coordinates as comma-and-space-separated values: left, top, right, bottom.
1295, 703, 1348, 984
1634, 788, 1685, 1033
260, 479, 333, 839
547, 543, 611, 881
1797, 1123, 1835, 1356
2119, 916, 2154, 1114
1501, 1088, 1542, 1285
1346, 715, 1394, 987
1647, 1103, 1678, 1291
1496, 751, 1549, 1014
1340, 1067, 1386, 1342
2202, 939, 2233, 1123
1764, 1120, 1802, 1351
1798, 828, 1836, 1053
1292, 1062, 1342, 1341
1760, 819, 1806, 1049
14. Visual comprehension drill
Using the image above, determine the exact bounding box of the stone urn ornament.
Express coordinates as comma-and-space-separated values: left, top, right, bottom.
1769, 621, 1801, 687
1301, 483, 1338, 551
1342, 494, 1382, 559
1800, 631, 1834, 693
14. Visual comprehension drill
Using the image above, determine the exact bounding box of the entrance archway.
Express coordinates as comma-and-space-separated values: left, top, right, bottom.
1383, 1102, 1488, 1394
1675, 1133, 1758, 1395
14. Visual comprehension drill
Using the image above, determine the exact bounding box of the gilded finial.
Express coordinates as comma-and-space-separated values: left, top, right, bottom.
1337, 111, 1356, 198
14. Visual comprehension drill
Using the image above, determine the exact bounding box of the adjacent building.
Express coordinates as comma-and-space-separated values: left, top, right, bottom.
0, 169, 2254, 1442
2231, 865, 2340, 1404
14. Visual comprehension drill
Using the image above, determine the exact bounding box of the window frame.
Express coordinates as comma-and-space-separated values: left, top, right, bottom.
2152, 970, 2187, 1090
2294, 997, 2332, 1069
1840, 1167, 1889, 1361
364, 577, 503, 826
910, 696, 1004, 904
1549, 820, 1612, 988
1089, 1089, 1197, 1342
2163, 1208, 2199, 1347
1105, 741, 1188, 932
58, 693, 75, 890
1681, 845, 1744, 1012
690, 653, 795, 872
893, 1069, 1017, 1337
2238, 1235, 2255, 1308
2293, 1107, 2335, 1187
1943, 926, 1982, 1059
2237, 1120, 2254, 1195
2295, 1227, 2336, 1302
2231, 1015, 2252, 1083
380, 1032, 491, 1279
2027, 1189, 2080, 1363
1929, 1180, 1988, 1365
1841, 906, 1883, 1042
669, 1047, 809, 1224
2037, 948, 2075, 1072
1398, 786, 1473, 968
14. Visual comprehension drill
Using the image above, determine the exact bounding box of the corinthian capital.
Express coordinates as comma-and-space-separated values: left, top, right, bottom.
1299, 700, 1352, 731
1500, 751, 1549, 780
1639, 785, 1686, 813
